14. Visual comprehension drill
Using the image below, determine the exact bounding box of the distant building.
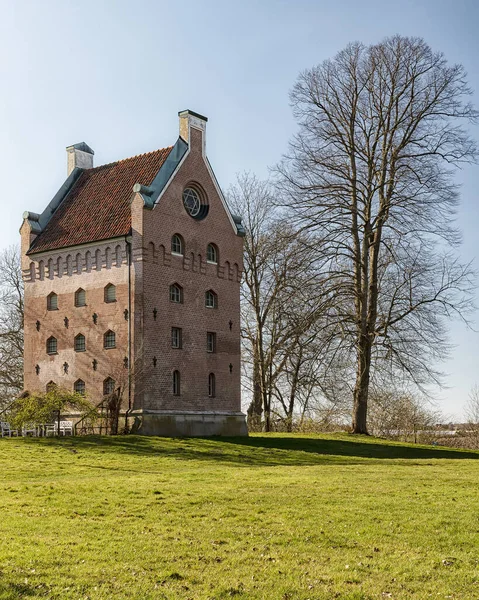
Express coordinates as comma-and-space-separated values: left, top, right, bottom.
20, 110, 247, 436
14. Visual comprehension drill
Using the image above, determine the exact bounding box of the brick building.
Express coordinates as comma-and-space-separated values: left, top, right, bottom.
20, 110, 247, 436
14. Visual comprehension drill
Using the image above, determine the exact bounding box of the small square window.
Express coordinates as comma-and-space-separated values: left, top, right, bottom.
172, 327, 182, 349
207, 332, 216, 353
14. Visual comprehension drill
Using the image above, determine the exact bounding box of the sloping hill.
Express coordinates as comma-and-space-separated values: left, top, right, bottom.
0, 434, 478, 599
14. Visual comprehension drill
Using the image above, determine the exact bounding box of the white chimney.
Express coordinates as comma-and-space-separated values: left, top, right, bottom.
66, 142, 94, 176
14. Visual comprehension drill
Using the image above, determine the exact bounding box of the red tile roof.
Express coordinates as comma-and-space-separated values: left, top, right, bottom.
28, 146, 173, 254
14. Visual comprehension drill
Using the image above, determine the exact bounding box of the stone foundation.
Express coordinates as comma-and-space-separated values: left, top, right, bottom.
129, 410, 248, 437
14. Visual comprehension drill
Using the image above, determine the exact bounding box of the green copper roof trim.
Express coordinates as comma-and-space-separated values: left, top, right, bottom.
205, 156, 245, 237
26, 167, 84, 253
137, 137, 188, 209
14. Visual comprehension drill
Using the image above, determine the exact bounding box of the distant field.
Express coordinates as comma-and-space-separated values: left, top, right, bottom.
0, 434, 478, 600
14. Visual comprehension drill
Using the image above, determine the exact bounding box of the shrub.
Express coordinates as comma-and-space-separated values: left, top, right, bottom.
8, 387, 96, 430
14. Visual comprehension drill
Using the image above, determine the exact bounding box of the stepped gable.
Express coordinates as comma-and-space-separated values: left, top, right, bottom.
28, 146, 173, 254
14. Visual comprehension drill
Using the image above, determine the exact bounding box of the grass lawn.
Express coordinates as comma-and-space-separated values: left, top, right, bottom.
1, 434, 479, 599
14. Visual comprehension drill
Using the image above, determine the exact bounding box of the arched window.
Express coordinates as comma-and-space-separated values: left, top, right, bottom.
208, 373, 216, 398
46, 336, 57, 355
169, 283, 183, 304
171, 234, 184, 255
103, 377, 115, 396
104, 283, 116, 303
205, 290, 218, 309
74, 379, 85, 395
173, 370, 181, 396
74, 333, 86, 352
104, 330, 116, 349
46, 381, 57, 393
75, 288, 86, 307
47, 292, 58, 311
206, 243, 218, 264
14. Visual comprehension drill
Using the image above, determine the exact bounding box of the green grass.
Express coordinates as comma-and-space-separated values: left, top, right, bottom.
1, 434, 479, 599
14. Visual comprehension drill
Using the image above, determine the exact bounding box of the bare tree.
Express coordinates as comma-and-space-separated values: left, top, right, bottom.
0, 246, 24, 408
228, 173, 333, 431
368, 387, 441, 443
277, 36, 477, 433
463, 384, 479, 449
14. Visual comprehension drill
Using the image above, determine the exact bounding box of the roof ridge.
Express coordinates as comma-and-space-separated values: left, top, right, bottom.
91, 145, 174, 171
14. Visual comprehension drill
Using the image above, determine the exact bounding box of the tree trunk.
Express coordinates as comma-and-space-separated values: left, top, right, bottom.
248, 344, 263, 431
247, 344, 263, 432
263, 390, 271, 432
352, 334, 371, 434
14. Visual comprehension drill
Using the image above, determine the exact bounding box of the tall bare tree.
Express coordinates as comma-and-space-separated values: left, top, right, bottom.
228, 173, 333, 431
0, 246, 24, 408
277, 36, 477, 433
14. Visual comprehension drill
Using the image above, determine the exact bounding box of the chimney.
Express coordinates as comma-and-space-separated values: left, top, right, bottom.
66, 142, 94, 176
178, 110, 207, 153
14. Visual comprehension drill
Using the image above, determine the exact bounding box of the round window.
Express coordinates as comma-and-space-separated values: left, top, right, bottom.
183, 188, 201, 217
182, 186, 209, 220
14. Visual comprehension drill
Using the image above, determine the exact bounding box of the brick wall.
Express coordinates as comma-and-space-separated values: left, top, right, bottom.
22, 240, 130, 404
132, 126, 243, 413
22, 118, 243, 419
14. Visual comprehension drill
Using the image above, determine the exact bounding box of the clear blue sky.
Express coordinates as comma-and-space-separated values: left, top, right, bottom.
1, 0, 477, 419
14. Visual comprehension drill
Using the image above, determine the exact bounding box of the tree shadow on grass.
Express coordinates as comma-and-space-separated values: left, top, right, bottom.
21, 434, 479, 467
0, 581, 40, 598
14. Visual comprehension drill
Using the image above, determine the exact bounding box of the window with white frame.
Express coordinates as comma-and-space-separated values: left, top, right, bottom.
206, 332, 216, 353
169, 283, 183, 303
171, 234, 184, 255
206, 243, 218, 264
171, 327, 182, 349
205, 290, 217, 309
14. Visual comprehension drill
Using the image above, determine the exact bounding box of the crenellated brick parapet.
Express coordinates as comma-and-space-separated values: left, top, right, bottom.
23, 240, 129, 283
